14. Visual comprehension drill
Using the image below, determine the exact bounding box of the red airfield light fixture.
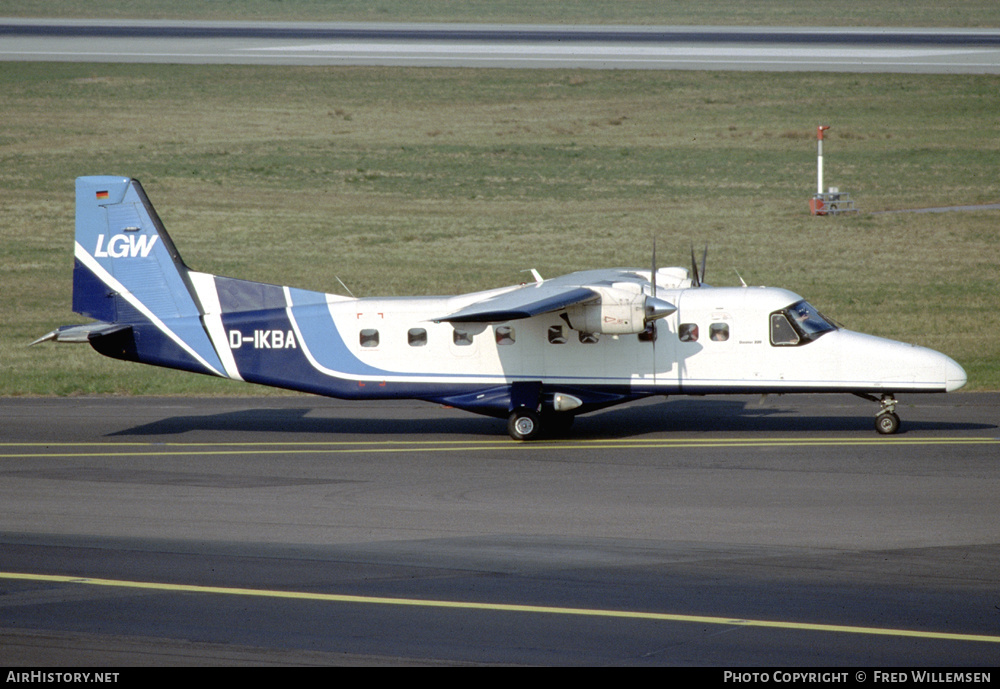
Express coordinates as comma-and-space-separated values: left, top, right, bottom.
809, 125, 858, 216
816, 125, 830, 194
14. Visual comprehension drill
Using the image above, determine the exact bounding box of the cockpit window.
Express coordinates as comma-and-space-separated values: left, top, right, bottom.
789, 301, 837, 337
770, 314, 799, 346
770, 300, 837, 346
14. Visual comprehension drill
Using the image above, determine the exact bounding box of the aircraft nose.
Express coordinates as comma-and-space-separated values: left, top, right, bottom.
944, 356, 967, 392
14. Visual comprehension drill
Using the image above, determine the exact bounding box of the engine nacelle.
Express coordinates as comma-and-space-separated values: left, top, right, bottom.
562, 284, 675, 335
564, 299, 645, 334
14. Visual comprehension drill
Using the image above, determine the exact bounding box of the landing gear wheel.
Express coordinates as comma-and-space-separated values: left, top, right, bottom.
875, 411, 900, 435
508, 408, 542, 441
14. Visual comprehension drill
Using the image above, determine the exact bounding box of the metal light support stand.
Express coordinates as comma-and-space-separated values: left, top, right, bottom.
810, 125, 859, 216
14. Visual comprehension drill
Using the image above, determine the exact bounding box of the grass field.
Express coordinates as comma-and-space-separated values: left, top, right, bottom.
3, 0, 999, 27
2, 62, 997, 395
2, 2, 998, 395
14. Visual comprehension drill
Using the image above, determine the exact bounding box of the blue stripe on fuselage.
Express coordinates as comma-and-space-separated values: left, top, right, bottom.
284, 287, 391, 379
221, 301, 399, 398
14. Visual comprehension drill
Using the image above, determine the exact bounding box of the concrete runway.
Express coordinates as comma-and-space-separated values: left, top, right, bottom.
2, 19, 1000, 72
1, 394, 998, 665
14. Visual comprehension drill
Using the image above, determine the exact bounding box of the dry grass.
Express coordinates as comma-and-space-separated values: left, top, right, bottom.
4, 0, 1000, 27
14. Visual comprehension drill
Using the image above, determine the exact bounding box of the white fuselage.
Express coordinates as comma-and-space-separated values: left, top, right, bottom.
319, 284, 965, 395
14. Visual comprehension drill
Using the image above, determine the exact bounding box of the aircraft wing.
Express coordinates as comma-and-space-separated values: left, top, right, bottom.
436, 284, 598, 323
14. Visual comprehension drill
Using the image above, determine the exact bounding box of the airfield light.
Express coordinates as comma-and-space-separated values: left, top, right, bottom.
816, 125, 830, 194
809, 125, 858, 216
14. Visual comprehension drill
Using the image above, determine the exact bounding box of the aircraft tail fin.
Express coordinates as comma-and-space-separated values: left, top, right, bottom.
64, 176, 227, 377
73, 176, 196, 321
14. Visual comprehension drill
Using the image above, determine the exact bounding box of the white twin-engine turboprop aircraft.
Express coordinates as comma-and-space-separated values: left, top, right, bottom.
35, 176, 967, 440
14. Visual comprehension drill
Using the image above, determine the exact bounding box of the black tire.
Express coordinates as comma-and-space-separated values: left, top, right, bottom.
508, 408, 542, 441
875, 411, 900, 435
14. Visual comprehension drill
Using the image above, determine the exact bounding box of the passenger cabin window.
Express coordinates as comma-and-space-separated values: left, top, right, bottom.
770, 300, 837, 347
547, 325, 567, 344
453, 328, 473, 346
709, 323, 729, 342
359, 329, 379, 348
408, 328, 427, 347
495, 325, 515, 345
679, 323, 699, 342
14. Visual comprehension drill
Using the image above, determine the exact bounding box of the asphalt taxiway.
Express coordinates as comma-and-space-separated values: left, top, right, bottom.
1, 394, 997, 665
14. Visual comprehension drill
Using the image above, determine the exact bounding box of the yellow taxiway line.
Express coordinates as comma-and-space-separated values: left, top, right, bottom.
0, 436, 996, 459
1, 571, 998, 645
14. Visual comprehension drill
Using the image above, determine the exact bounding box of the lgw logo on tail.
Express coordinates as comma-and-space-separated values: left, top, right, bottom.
94, 233, 159, 259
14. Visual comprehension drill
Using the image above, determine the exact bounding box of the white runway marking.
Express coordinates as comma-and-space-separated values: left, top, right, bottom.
248, 42, 983, 60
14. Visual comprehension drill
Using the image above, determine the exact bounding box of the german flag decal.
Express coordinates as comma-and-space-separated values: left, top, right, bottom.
96, 190, 109, 200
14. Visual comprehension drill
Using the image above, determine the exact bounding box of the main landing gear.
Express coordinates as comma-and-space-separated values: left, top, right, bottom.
506, 383, 579, 440
507, 407, 576, 441
508, 408, 542, 441
857, 393, 901, 435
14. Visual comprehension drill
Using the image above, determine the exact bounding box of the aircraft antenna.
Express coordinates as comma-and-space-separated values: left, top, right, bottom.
334, 275, 356, 299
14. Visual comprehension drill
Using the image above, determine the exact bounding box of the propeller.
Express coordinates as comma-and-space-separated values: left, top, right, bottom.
643, 241, 677, 386
650, 238, 657, 385
644, 237, 674, 321
690, 244, 708, 287
651, 236, 657, 298
645, 239, 678, 383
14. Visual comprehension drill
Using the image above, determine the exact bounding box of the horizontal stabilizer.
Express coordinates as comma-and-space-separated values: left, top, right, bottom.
30, 322, 132, 346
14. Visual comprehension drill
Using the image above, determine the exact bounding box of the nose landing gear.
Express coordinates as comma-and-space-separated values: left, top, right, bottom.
857, 393, 901, 434
876, 408, 901, 435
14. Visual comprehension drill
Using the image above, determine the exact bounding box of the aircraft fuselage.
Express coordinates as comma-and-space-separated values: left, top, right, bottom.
39, 176, 967, 440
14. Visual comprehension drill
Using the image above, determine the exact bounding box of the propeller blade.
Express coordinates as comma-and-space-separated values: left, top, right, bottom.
689, 244, 709, 287
651, 237, 657, 386
651, 237, 657, 298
